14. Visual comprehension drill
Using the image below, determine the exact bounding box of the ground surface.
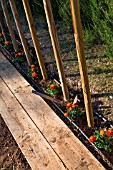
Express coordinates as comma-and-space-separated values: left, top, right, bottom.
0, 115, 31, 170
0, 53, 105, 170
22, 18, 113, 122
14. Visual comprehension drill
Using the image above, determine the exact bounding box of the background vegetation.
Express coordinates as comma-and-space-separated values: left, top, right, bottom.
1, 0, 113, 57
22, 0, 113, 57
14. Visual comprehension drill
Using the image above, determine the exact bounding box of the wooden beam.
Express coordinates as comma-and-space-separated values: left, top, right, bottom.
1, 0, 19, 52
8, 0, 32, 66
70, 0, 94, 127
22, 0, 48, 80
0, 77, 65, 170
43, 0, 69, 101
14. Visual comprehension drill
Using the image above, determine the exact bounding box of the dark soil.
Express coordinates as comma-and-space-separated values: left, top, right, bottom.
0, 114, 31, 170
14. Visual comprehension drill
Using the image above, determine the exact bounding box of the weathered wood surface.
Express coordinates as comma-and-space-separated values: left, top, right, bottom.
0, 79, 65, 170
0, 52, 105, 170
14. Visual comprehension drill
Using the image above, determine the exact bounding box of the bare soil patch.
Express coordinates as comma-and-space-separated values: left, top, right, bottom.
0, 114, 31, 170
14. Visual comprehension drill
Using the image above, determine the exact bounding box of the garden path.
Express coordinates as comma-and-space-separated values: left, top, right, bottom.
0, 52, 105, 170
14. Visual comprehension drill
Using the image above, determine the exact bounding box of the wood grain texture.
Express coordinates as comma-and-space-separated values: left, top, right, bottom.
0, 52, 105, 170
0, 78, 66, 170
70, 0, 94, 127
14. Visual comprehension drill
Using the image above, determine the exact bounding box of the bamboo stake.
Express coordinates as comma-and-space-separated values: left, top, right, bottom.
1, 0, 18, 52
43, 0, 69, 101
22, 0, 48, 80
0, 21, 5, 40
70, 0, 94, 127
0, 14, 7, 42
8, 0, 32, 66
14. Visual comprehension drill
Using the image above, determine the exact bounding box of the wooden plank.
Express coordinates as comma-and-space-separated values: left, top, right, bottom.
69, 0, 94, 127
0, 53, 105, 170
22, 0, 48, 80
43, 0, 69, 101
0, 77, 66, 170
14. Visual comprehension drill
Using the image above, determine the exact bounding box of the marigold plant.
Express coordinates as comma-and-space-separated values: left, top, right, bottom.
4, 40, 12, 49
47, 83, 61, 96
12, 51, 25, 62
32, 72, 37, 77
89, 129, 113, 152
27, 65, 40, 78
64, 102, 83, 120
106, 129, 113, 137
89, 136, 96, 143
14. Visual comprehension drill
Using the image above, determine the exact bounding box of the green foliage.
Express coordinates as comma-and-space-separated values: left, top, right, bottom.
12, 56, 24, 63
47, 83, 61, 96
94, 131, 112, 152
89, 0, 113, 57
27, 67, 40, 77
0, 37, 4, 42
4, 42, 12, 49
2, 0, 113, 57
54, 0, 72, 26
67, 107, 83, 120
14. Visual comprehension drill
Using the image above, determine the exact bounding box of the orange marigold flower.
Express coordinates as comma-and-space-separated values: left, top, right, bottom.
0, 33, 2, 37
99, 130, 105, 136
89, 136, 96, 143
31, 64, 35, 68
15, 53, 18, 58
31, 68, 35, 72
72, 103, 79, 108
5, 41, 9, 45
32, 72, 37, 77
2, 32, 4, 35
64, 112, 69, 117
18, 52, 22, 56
106, 129, 113, 137
69, 107, 73, 111
66, 103, 72, 109
50, 84, 56, 90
